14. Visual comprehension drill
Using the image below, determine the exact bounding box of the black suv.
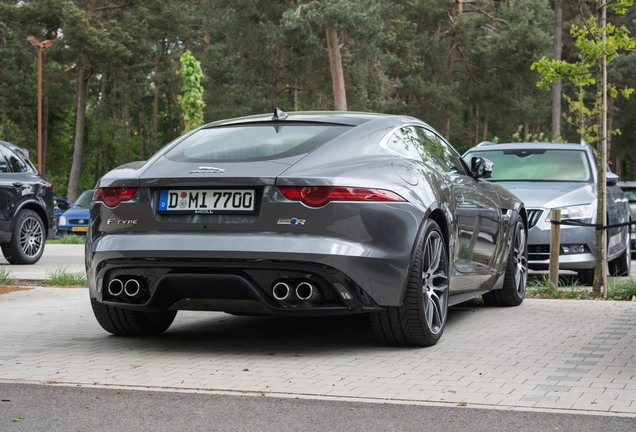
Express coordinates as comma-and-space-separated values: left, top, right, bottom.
0, 140, 55, 264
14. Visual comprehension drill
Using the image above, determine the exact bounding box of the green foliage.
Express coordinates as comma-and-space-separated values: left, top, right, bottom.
47, 267, 87, 286
527, 274, 591, 299
531, 2, 635, 144
511, 125, 547, 143
607, 277, 636, 300
528, 273, 636, 301
2, 0, 636, 196
0, 265, 14, 285
47, 235, 86, 245
177, 50, 206, 132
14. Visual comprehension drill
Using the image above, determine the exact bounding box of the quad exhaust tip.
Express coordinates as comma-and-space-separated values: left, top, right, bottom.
107, 278, 124, 297
107, 277, 145, 299
272, 280, 320, 303
272, 282, 291, 301
124, 279, 141, 298
295, 282, 314, 301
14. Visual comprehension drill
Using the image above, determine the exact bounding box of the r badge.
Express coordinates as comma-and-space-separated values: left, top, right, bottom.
277, 218, 306, 226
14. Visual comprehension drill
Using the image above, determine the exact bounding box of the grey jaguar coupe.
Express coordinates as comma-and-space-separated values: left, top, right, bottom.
86, 110, 528, 346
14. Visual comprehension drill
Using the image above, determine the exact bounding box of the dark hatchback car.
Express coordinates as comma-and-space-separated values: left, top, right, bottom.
86, 110, 528, 346
0, 140, 55, 264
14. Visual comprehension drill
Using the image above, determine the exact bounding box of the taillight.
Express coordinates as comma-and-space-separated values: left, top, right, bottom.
277, 186, 405, 207
93, 187, 139, 207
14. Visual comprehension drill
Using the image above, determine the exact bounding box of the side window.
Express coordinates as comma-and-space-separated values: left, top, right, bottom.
414, 128, 467, 175
5, 148, 29, 172
0, 147, 8, 173
385, 127, 422, 161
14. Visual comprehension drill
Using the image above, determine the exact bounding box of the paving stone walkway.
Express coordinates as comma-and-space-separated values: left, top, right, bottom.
0, 287, 634, 416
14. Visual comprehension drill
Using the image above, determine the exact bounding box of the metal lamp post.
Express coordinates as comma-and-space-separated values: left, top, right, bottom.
27, 36, 52, 175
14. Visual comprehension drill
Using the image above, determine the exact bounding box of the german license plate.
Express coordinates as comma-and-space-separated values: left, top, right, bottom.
158, 189, 255, 214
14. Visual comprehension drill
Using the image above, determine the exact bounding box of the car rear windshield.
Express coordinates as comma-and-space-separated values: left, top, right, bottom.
164, 123, 352, 162
465, 149, 592, 182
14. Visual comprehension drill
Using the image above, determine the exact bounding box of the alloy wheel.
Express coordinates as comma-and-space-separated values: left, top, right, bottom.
512, 221, 528, 298
19, 216, 44, 258
421, 229, 449, 335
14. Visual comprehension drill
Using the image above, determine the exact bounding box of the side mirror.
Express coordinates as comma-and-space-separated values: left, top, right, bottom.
471, 156, 493, 179
606, 172, 618, 186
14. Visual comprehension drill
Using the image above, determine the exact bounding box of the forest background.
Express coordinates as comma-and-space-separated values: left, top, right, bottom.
1, 0, 634, 201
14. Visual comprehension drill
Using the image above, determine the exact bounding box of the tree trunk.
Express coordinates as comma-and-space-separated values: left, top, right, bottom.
482, 109, 489, 142
1, 35, 6, 140
551, 0, 563, 140
139, 89, 147, 160
95, 74, 106, 184
41, 73, 50, 175
164, 52, 176, 141
1, 95, 6, 140
151, 47, 161, 154
474, 104, 479, 146
67, 66, 88, 202
325, 24, 347, 111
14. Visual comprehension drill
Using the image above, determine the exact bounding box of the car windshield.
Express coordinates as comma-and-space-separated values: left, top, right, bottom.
465, 148, 592, 182
622, 188, 636, 202
74, 190, 94, 208
165, 123, 352, 162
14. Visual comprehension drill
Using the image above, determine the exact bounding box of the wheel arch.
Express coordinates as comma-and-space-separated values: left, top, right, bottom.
14, 201, 50, 238
397, 206, 450, 305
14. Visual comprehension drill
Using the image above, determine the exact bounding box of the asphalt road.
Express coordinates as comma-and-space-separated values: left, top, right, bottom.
2, 382, 635, 432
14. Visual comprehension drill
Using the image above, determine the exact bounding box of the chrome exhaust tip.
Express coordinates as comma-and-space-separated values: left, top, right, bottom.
107, 279, 124, 297
124, 278, 141, 298
295, 282, 314, 301
272, 282, 291, 301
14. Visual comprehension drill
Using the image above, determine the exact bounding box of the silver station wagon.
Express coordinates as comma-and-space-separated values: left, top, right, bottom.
464, 142, 631, 284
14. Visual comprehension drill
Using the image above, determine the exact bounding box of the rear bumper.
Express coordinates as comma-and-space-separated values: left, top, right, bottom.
86, 231, 416, 313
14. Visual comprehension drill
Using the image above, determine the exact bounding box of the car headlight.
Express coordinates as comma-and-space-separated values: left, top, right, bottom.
59, 216, 67, 225
547, 204, 595, 221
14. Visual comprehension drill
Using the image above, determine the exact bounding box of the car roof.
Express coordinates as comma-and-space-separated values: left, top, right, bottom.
0, 140, 30, 160
201, 110, 396, 128
466, 142, 592, 152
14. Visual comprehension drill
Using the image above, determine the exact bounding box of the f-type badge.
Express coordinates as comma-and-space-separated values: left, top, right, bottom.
189, 166, 225, 174
277, 218, 306, 226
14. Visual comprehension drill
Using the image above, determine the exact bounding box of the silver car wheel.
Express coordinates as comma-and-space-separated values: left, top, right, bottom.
19, 215, 44, 258
483, 217, 528, 306
512, 221, 528, 297
421, 229, 448, 335
1, 209, 46, 264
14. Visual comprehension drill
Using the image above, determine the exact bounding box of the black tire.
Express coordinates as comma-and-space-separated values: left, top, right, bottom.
90, 298, 176, 336
370, 219, 449, 347
1, 209, 45, 264
609, 225, 631, 276
577, 269, 595, 286
483, 217, 528, 306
